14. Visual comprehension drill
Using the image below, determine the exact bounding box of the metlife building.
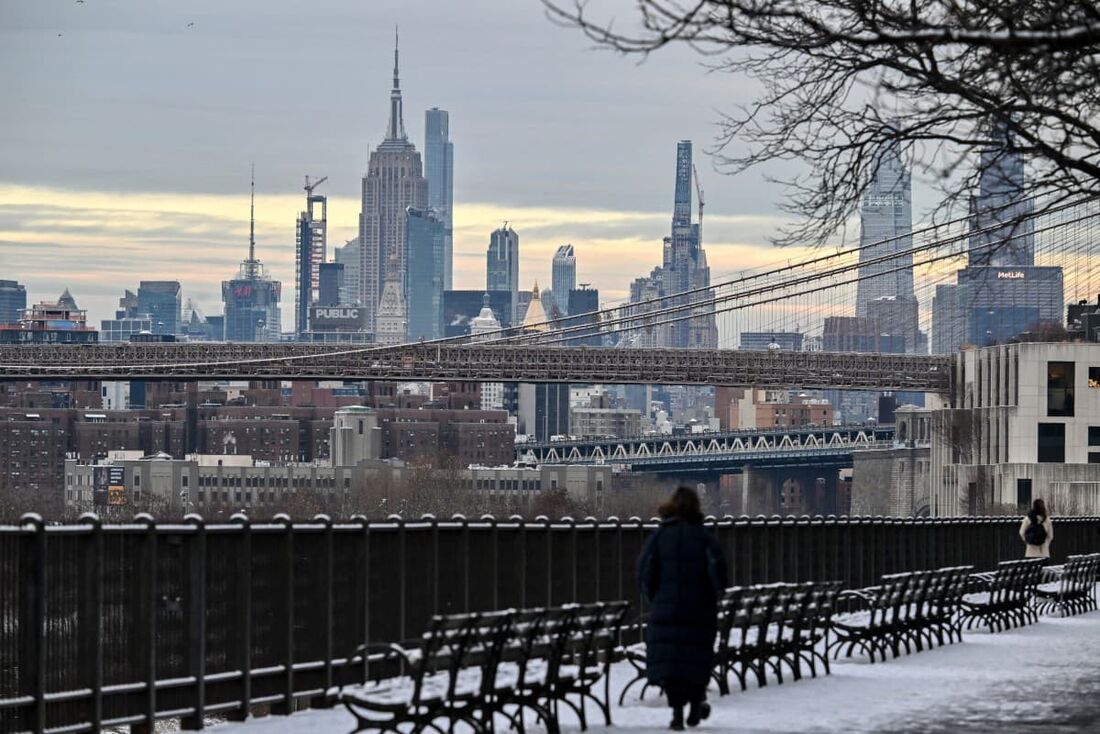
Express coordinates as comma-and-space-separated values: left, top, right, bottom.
932, 265, 1063, 353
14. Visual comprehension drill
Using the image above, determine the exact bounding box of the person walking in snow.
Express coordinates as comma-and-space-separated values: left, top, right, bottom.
637, 486, 728, 731
1019, 497, 1054, 560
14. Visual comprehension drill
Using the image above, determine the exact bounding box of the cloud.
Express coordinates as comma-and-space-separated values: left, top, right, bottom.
0, 183, 798, 328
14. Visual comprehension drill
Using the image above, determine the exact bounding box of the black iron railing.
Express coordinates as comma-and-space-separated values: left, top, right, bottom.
3, 512, 1098, 733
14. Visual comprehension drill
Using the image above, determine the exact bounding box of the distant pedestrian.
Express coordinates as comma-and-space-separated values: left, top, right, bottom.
1019, 498, 1054, 559
637, 486, 728, 731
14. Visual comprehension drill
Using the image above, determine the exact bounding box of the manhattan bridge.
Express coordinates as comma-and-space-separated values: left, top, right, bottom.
1, 195, 1097, 391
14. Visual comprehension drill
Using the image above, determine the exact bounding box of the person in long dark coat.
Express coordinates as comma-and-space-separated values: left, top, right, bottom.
637, 486, 728, 731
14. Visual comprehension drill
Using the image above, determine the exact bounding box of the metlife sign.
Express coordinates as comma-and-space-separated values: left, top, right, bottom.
996, 271, 1027, 280
309, 306, 368, 330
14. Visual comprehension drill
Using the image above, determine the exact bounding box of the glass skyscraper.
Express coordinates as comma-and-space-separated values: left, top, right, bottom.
487, 225, 520, 323
931, 126, 1062, 352
425, 108, 454, 290
552, 244, 576, 317
855, 144, 915, 318
136, 281, 181, 336
405, 207, 445, 341
0, 280, 27, 325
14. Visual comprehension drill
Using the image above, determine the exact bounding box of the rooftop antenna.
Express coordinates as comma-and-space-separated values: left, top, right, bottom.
246, 163, 258, 278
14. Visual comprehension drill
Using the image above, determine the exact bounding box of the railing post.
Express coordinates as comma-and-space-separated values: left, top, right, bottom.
483, 515, 498, 612
181, 514, 207, 730
314, 514, 335, 708
134, 513, 158, 732
515, 515, 527, 610
227, 513, 252, 722
270, 514, 295, 716
19, 513, 46, 734
78, 513, 103, 733
351, 515, 370, 684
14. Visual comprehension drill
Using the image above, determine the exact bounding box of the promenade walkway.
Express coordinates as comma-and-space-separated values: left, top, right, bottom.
210, 604, 1100, 733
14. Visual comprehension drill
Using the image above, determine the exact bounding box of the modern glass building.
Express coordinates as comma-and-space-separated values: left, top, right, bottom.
136, 281, 181, 336
487, 225, 520, 323
551, 245, 576, 316
932, 129, 1061, 352
405, 207, 445, 341
0, 280, 27, 325
855, 143, 914, 318
318, 262, 344, 307
566, 286, 600, 346
425, 107, 454, 290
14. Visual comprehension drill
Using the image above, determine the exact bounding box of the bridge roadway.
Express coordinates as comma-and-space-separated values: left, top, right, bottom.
520, 424, 896, 475
0, 343, 951, 391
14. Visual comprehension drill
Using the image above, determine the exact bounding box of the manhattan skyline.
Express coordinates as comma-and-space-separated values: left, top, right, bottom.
2, 0, 938, 328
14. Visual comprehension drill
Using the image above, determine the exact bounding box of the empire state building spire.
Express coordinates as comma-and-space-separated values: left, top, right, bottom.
385, 27, 406, 141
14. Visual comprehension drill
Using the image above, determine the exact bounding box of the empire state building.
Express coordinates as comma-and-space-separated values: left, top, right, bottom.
357, 30, 428, 334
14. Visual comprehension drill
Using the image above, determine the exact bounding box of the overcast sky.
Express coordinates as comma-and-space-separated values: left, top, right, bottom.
0, 0, 811, 327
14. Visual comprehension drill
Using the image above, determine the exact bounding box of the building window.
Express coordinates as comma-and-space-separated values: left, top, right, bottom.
1090, 453, 1100, 464
1090, 367, 1100, 389
1016, 478, 1032, 510
1037, 422, 1066, 463
1046, 362, 1075, 416
1090, 426, 1100, 446
181, 475, 189, 487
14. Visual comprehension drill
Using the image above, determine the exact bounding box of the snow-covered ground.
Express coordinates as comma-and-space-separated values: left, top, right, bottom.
209, 606, 1100, 733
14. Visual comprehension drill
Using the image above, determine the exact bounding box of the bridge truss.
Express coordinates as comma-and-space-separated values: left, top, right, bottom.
0, 343, 951, 391
521, 425, 896, 474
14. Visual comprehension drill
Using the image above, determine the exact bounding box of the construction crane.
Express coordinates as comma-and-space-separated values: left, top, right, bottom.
692, 164, 705, 232
304, 175, 328, 196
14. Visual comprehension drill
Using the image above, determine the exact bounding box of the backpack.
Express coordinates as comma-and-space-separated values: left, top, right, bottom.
1024, 515, 1047, 546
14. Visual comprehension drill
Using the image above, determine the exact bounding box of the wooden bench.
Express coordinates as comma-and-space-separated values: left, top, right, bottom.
959, 558, 1044, 632
1034, 553, 1100, 617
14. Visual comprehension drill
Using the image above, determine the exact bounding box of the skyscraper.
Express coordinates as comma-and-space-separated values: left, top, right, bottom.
358, 31, 428, 333
567, 285, 600, 346
137, 281, 181, 336
855, 144, 914, 316
334, 238, 360, 306
295, 180, 327, 337
931, 126, 1062, 352
969, 123, 1034, 268
406, 207, 445, 341
0, 280, 26, 325
375, 251, 407, 346
517, 286, 570, 440
425, 107, 454, 290
318, 262, 344, 307
223, 170, 281, 342
662, 141, 717, 349
487, 224, 520, 323
551, 244, 576, 317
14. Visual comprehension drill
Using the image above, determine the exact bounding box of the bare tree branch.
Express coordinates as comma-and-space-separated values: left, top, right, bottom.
544, 0, 1100, 246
